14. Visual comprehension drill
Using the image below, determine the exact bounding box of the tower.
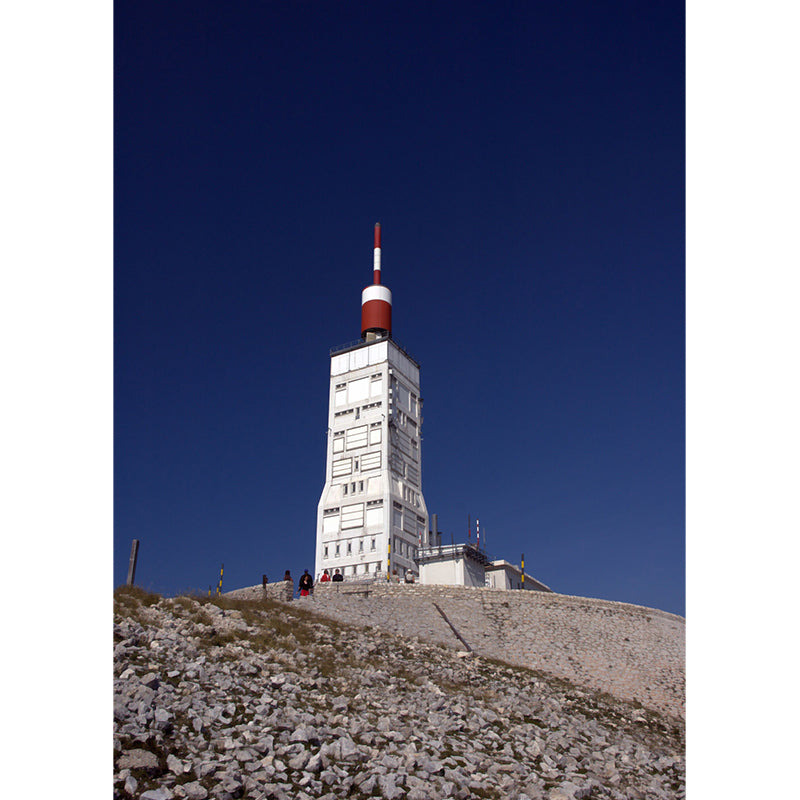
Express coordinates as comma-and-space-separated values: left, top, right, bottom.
315, 224, 428, 581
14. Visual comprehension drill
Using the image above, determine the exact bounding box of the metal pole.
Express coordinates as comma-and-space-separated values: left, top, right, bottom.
126, 539, 140, 586
521, 553, 525, 590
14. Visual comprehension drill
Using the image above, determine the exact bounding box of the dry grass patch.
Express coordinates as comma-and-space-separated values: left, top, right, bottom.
114, 585, 162, 621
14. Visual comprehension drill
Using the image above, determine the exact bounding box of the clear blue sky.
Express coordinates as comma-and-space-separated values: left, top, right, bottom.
114, 0, 685, 615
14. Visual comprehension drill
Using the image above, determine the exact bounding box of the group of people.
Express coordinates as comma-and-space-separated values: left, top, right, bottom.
282, 565, 415, 597
283, 567, 343, 598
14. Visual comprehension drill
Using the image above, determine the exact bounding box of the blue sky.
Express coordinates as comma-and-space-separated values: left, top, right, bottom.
113, 0, 685, 615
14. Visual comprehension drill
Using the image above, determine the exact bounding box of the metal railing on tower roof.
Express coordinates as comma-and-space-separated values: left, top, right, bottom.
417, 542, 495, 567
329, 334, 419, 366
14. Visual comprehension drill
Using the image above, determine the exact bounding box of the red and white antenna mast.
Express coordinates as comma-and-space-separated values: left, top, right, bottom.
361, 222, 392, 339
373, 221, 382, 284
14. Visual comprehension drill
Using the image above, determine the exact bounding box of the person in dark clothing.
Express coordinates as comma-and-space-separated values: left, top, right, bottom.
298, 569, 313, 597
332, 568, 344, 582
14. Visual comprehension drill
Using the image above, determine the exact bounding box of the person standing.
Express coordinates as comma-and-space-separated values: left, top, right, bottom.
283, 570, 294, 600
332, 568, 343, 582
298, 569, 314, 597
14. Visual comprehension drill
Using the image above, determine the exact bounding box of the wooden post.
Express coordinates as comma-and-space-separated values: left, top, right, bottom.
126, 539, 140, 586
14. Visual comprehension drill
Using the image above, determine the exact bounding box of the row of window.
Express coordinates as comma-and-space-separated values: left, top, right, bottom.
332, 424, 382, 452
390, 377, 419, 417
332, 450, 382, 479
333, 401, 383, 421
393, 409, 417, 430
321, 562, 382, 578
334, 374, 383, 408
392, 538, 418, 559
322, 537, 418, 560
401, 485, 421, 507
323, 538, 377, 558
322, 493, 424, 542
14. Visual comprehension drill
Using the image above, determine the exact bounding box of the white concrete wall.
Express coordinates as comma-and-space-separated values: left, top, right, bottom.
420, 558, 464, 586
419, 553, 486, 587
463, 555, 485, 587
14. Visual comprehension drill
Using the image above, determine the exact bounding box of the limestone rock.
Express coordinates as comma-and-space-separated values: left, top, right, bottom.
117, 748, 159, 770
181, 781, 209, 800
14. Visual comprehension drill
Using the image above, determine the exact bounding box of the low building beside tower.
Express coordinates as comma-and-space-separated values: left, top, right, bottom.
416, 543, 491, 588
485, 559, 552, 592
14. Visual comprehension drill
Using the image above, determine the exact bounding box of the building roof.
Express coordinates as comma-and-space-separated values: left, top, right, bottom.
417, 543, 492, 567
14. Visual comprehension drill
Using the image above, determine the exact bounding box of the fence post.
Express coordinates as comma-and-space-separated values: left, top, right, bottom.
126, 539, 140, 586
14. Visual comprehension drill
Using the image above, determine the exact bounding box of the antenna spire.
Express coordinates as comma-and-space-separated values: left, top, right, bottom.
361, 222, 392, 339
373, 222, 381, 285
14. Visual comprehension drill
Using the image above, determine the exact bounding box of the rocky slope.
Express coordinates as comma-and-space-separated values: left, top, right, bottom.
241, 581, 685, 721
113, 587, 685, 800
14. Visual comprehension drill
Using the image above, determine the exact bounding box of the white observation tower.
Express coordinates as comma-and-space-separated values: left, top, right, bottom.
315, 224, 428, 581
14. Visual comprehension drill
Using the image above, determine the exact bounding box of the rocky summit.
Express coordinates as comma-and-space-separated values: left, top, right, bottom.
113, 586, 685, 800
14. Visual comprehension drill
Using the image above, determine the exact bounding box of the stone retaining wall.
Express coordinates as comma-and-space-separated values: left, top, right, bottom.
227, 581, 685, 720
227, 580, 293, 603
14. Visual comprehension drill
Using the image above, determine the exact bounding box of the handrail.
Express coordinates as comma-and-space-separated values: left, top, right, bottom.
329, 335, 419, 366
